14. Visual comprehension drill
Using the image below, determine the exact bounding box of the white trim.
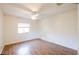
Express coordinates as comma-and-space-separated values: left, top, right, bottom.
0, 46, 4, 54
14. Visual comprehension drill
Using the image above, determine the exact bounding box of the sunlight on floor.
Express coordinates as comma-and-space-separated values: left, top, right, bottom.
17, 45, 32, 55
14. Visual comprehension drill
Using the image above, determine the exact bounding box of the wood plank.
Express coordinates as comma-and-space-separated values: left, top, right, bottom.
1, 39, 77, 55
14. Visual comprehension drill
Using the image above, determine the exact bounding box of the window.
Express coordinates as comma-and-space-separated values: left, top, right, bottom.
18, 23, 30, 34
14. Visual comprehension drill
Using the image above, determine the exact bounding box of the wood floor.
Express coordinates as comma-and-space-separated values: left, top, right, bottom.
1, 39, 77, 55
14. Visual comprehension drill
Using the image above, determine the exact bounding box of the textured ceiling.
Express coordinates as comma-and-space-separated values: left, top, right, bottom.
0, 3, 77, 20
16, 3, 43, 12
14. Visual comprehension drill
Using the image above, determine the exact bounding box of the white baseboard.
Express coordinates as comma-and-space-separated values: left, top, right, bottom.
41, 36, 78, 51
0, 46, 4, 54
5, 38, 40, 45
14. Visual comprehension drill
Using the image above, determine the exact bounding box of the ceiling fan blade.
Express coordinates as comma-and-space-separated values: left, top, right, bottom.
56, 3, 63, 6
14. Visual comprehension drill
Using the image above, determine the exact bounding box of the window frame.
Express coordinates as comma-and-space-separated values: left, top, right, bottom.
18, 23, 30, 34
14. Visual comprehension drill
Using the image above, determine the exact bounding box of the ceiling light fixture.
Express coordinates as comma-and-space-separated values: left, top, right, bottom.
32, 14, 38, 20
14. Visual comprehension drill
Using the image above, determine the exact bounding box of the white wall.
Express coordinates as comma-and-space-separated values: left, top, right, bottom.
40, 9, 78, 50
4, 15, 40, 45
78, 4, 79, 54
0, 9, 4, 54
